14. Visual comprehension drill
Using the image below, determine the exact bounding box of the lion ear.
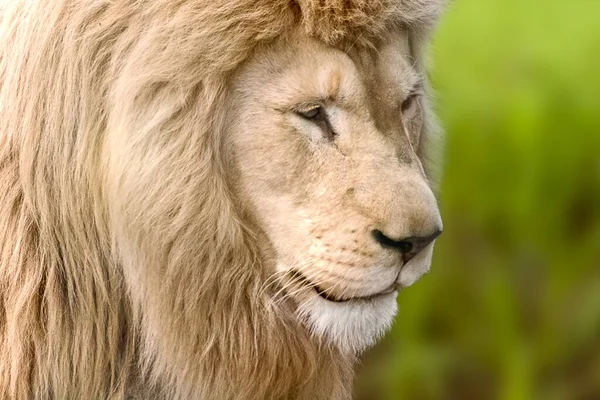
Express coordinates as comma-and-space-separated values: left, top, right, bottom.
291, 0, 446, 44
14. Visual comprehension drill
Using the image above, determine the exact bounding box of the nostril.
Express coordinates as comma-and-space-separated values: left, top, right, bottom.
372, 230, 413, 253
372, 229, 442, 258
396, 240, 413, 253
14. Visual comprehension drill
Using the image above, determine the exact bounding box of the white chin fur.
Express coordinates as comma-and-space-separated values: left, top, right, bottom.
296, 291, 398, 354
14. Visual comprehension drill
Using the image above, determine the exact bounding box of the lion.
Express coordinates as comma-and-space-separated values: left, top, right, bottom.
0, 0, 445, 398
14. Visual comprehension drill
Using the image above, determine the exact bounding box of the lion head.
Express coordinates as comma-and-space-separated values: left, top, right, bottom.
0, 0, 444, 399
230, 34, 443, 353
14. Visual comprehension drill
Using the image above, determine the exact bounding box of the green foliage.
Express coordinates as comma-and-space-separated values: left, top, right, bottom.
356, 1, 600, 399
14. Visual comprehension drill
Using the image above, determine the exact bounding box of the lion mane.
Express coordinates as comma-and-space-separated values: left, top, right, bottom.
0, 1, 444, 398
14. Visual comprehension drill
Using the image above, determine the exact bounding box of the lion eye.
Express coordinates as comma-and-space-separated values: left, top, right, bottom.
298, 106, 323, 120
401, 94, 418, 113
295, 105, 336, 141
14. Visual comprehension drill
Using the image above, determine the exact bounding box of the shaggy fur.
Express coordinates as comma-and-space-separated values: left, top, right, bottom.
0, 0, 444, 398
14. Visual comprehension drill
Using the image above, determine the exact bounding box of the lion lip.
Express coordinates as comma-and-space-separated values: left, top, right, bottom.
290, 270, 398, 303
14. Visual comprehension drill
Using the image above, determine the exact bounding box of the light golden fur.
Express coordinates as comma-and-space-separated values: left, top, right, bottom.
0, 0, 444, 399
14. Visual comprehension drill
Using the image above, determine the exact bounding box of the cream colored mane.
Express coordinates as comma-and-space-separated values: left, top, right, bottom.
0, 1, 444, 398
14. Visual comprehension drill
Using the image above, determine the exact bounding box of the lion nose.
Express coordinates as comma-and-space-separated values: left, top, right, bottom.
372, 229, 442, 262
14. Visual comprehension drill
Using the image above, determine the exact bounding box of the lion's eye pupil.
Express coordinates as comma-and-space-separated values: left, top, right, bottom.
295, 105, 336, 141
401, 94, 419, 113
299, 107, 321, 120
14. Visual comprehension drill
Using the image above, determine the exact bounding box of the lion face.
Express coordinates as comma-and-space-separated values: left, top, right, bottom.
229, 32, 442, 353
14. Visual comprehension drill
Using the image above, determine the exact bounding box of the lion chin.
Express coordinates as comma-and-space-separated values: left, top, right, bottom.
0, 0, 445, 399
291, 239, 436, 355
296, 286, 400, 354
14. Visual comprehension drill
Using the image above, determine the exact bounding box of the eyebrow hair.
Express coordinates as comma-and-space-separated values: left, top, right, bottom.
407, 76, 425, 96
395, 63, 424, 99
327, 70, 342, 101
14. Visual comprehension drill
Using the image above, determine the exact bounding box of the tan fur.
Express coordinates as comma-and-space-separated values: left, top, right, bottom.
0, 0, 444, 399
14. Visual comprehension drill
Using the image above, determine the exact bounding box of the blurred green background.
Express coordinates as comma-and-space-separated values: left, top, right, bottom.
355, 0, 600, 399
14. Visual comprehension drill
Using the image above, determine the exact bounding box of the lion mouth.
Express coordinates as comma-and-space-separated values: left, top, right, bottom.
290, 270, 398, 303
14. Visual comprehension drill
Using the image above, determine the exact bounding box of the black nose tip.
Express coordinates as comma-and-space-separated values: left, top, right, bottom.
372, 229, 442, 261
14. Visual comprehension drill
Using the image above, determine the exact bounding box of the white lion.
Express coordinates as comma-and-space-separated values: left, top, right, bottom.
0, 0, 445, 398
